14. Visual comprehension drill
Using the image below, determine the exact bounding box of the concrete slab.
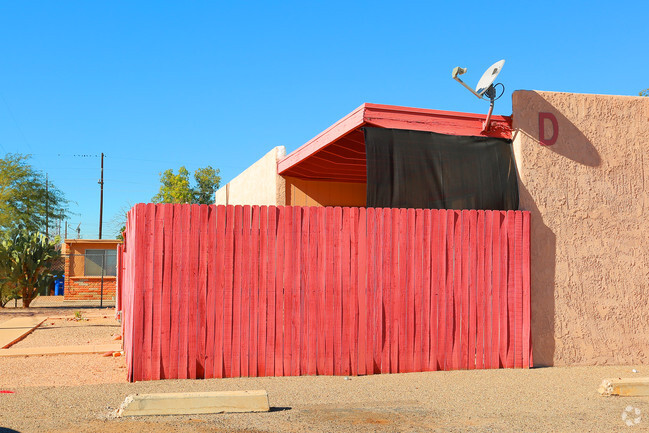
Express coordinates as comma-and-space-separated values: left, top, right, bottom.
117, 390, 270, 416
599, 377, 649, 396
0, 343, 122, 357
0, 316, 47, 348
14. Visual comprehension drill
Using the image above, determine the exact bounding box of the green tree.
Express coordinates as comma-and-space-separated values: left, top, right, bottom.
640, 89, 649, 97
0, 229, 62, 308
0, 154, 69, 234
152, 165, 221, 204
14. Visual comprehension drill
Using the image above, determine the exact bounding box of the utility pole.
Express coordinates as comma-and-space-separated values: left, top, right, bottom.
65, 221, 68, 239
98, 152, 104, 239
45, 173, 49, 239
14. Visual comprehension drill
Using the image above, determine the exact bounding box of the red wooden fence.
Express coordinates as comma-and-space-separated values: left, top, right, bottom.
119, 204, 531, 382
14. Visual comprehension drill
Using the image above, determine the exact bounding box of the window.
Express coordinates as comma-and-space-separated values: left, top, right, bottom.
84, 249, 117, 277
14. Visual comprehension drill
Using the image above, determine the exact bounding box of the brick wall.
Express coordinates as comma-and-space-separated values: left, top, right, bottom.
63, 240, 121, 301
65, 277, 117, 301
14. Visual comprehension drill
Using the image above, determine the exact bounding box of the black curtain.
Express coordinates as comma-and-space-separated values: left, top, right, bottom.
364, 127, 519, 210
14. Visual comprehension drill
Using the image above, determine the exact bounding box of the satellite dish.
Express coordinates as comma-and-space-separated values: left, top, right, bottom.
450, 59, 506, 132
475, 60, 505, 97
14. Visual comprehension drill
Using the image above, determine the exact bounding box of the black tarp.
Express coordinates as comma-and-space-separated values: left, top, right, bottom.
364, 127, 519, 210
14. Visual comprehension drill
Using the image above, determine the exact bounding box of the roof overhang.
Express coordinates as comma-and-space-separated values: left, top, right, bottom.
277, 103, 512, 182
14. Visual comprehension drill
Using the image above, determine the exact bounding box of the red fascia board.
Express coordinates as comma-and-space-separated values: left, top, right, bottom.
277, 104, 367, 175
277, 103, 513, 176
363, 103, 512, 139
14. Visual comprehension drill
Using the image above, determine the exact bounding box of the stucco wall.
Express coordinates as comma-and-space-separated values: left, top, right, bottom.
285, 177, 366, 207
215, 146, 287, 206
512, 90, 649, 366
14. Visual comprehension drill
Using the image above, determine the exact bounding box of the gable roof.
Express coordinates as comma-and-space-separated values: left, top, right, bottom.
277, 103, 512, 182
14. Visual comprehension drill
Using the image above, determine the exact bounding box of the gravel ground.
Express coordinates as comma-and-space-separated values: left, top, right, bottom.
1, 363, 648, 432
1, 309, 647, 432
0, 307, 116, 322
10, 317, 120, 348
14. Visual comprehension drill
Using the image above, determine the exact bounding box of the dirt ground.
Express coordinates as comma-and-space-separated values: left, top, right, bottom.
0, 309, 648, 432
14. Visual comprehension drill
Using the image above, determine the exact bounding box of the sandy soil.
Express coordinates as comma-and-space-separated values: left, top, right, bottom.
10, 317, 120, 348
0, 307, 116, 322
0, 309, 647, 432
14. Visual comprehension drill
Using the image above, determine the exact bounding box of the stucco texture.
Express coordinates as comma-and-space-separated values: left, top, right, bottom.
512, 90, 649, 366
214, 146, 287, 206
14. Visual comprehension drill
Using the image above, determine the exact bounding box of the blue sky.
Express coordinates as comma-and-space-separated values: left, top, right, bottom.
0, 1, 646, 238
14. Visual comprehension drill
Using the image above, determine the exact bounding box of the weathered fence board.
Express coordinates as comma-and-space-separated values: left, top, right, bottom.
120, 204, 532, 382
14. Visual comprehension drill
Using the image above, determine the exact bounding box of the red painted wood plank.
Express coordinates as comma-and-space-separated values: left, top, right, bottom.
307, 207, 319, 375
483, 211, 493, 369
365, 207, 377, 374
356, 207, 368, 376
341, 207, 352, 376
380, 208, 392, 374
390, 208, 400, 373
257, 206, 268, 377
333, 206, 343, 376
274, 206, 286, 377
364, 207, 375, 374
505, 211, 515, 368
413, 209, 424, 372
282, 206, 295, 377
372, 208, 382, 374
349, 207, 359, 376
468, 210, 478, 370
167, 205, 184, 379
458, 211, 469, 370
499, 211, 509, 367
141, 205, 155, 380
514, 211, 524, 369
197, 205, 210, 378
230, 205, 243, 378
316, 207, 328, 375
187, 205, 202, 379
250, 206, 261, 376
186, 205, 200, 379
476, 210, 486, 369
266, 206, 278, 377
422, 209, 432, 372
429, 209, 440, 371
179, 205, 193, 379
324, 206, 335, 376
491, 211, 502, 368
484, 211, 495, 369
445, 210, 456, 371
404, 208, 416, 373
239, 206, 251, 377
141, 204, 155, 380
222, 205, 236, 378
397, 208, 408, 373
205, 206, 219, 378
522, 211, 532, 368
293, 207, 308, 375
291, 207, 303, 377
150, 205, 164, 380
213, 205, 227, 378
158, 205, 173, 379
452, 211, 464, 370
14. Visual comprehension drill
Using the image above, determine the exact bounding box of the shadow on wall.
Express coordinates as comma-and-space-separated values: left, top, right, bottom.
519, 93, 601, 167
514, 91, 601, 366
519, 182, 556, 367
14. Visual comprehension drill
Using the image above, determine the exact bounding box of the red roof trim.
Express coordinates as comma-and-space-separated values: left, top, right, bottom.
277, 103, 513, 180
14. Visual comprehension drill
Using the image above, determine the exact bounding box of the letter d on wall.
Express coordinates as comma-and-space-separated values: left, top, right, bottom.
539, 112, 559, 146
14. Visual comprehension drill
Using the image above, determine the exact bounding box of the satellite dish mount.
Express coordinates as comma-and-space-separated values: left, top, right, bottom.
451, 59, 505, 132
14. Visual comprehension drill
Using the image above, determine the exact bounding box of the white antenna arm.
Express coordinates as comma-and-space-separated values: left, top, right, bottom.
452, 67, 483, 99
